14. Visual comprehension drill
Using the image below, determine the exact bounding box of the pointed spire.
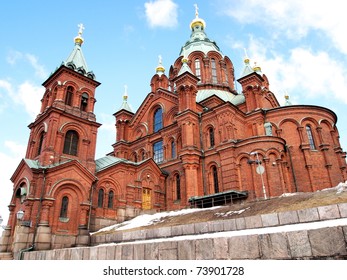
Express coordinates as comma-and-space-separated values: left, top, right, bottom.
64, 24, 90, 75
118, 85, 133, 113
177, 57, 194, 76
155, 55, 165, 76
240, 49, 255, 77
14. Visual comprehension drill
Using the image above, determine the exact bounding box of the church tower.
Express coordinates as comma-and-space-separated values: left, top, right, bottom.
1, 25, 101, 256
26, 24, 101, 172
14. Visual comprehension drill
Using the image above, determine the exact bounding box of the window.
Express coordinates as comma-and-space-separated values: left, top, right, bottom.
65, 86, 73, 106
60, 196, 69, 218
171, 140, 176, 159
212, 166, 219, 193
37, 131, 45, 156
306, 125, 316, 150
108, 191, 114, 209
98, 189, 104, 208
209, 127, 215, 147
63, 130, 79, 156
141, 150, 146, 161
211, 59, 217, 84
153, 107, 163, 132
175, 174, 181, 200
195, 59, 201, 79
133, 153, 138, 163
80, 92, 89, 111
153, 140, 164, 163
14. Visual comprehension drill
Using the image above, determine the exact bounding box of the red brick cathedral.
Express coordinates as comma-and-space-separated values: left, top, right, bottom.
1, 11, 346, 254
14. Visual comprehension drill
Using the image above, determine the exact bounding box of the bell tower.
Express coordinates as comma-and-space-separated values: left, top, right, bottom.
26, 24, 101, 172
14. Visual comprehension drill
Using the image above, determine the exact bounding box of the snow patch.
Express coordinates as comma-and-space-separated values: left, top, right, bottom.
92, 206, 222, 234
214, 207, 250, 217
321, 181, 347, 194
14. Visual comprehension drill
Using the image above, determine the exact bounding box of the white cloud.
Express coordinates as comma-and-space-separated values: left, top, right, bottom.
222, 0, 347, 54
144, 0, 178, 28
0, 141, 26, 231
241, 37, 347, 105
6, 50, 48, 79
25, 54, 48, 80
0, 79, 43, 120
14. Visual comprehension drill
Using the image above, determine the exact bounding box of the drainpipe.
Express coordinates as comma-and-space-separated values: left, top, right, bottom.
198, 112, 207, 195
286, 145, 298, 192
87, 180, 97, 231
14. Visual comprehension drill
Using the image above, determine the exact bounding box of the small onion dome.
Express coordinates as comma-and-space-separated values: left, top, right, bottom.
253, 62, 262, 74
181, 57, 189, 64
284, 94, 292, 106
155, 55, 165, 75
190, 4, 206, 30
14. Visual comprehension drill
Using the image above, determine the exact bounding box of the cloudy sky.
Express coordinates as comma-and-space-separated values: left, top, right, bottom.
1, 0, 347, 230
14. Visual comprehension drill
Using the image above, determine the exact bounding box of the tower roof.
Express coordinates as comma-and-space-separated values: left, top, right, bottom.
177, 57, 194, 76
63, 24, 96, 80
118, 85, 133, 113
179, 5, 222, 58
240, 49, 255, 78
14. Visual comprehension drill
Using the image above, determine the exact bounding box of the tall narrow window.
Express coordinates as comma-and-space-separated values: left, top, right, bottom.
60, 196, 69, 218
211, 59, 217, 84
80, 92, 89, 111
153, 107, 163, 132
171, 140, 176, 159
37, 131, 45, 156
65, 86, 73, 106
195, 58, 201, 80
153, 140, 164, 163
212, 166, 219, 193
306, 125, 316, 150
176, 174, 181, 200
108, 190, 114, 209
98, 189, 104, 208
63, 130, 79, 156
209, 127, 215, 148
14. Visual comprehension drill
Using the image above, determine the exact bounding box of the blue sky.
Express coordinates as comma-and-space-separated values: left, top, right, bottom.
1, 0, 347, 230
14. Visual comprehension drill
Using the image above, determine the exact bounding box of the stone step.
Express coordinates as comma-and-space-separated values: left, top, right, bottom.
0, 252, 13, 260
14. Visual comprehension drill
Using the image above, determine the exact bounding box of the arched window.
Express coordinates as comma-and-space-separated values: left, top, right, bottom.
306, 125, 316, 150
153, 140, 164, 163
209, 127, 215, 148
133, 153, 138, 163
63, 130, 79, 156
211, 59, 217, 84
98, 189, 104, 208
65, 86, 74, 106
60, 196, 69, 218
153, 107, 163, 132
80, 92, 89, 111
171, 140, 176, 159
108, 190, 114, 209
195, 58, 201, 80
175, 174, 181, 200
37, 131, 45, 156
212, 166, 219, 193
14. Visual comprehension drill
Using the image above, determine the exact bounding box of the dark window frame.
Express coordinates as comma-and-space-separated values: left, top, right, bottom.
63, 130, 79, 156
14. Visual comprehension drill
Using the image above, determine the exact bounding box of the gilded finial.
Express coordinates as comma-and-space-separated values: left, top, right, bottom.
156, 55, 165, 74
190, 3, 206, 29
244, 48, 250, 63
123, 85, 128, 101
74, 23, 85, 45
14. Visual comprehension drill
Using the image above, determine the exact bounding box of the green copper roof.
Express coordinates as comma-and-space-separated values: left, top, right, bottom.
197, 89, 245, 105
240, 58, 255, 78
65, 43, 89, 72
177, 59, 194, 76
96, 156, 143, 172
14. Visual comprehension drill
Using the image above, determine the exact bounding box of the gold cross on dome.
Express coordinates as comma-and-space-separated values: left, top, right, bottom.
78, 23, 85, 36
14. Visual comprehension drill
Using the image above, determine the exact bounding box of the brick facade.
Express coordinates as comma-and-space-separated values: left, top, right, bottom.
1, 12, 346, 253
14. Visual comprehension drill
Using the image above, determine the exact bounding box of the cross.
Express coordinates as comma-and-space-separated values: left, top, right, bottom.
194, 4, 199, 18
158, 55, 162, 64
78, 23, 85, 36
